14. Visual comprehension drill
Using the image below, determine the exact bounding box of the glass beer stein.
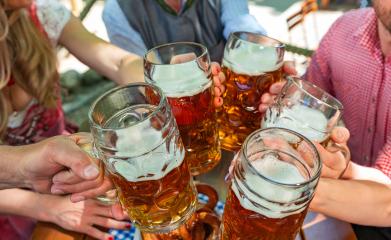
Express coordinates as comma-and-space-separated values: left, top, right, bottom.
262, 76, 350, 174
89, 83, 197, 233
222, 127, 321, 240
218, 32, 285, 151
144, 42, 221, 176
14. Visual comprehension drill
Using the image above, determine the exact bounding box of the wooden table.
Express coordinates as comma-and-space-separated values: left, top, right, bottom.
32, 150, 356, 240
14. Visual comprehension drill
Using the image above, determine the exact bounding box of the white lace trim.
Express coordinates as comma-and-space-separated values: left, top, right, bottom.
36, 0, 71, 44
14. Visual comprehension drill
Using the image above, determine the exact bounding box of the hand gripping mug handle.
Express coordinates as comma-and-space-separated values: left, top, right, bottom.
78, 140, 117, 204
326, 141, 351, 179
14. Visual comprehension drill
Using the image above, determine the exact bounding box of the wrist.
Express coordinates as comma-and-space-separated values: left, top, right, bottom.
0, 145, 31, 189
33, 194, 58, 223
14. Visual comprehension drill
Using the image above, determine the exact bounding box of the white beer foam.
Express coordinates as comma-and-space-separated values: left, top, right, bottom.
223, 43, 282, 76
103, 106, 185, 182
109, 128, 185, 182
146, 60, 211, 98
262, 104, 328, 142
232, 153, 308, 218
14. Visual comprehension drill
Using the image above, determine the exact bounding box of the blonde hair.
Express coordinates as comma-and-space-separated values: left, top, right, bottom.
0, 1, 58, 137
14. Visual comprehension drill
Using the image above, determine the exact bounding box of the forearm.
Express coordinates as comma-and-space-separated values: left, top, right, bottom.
0, 145, 27, 189
60, 16, 144, 85
310, 178, 391, 226
343, 162, 391, 184
0, 189, 44, 220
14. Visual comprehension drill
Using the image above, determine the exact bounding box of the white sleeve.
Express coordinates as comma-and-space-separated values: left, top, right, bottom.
35, 0, 71, 44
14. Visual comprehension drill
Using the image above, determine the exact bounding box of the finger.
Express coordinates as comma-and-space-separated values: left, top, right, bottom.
170, 53, 197, 64
330, 127, 350, 144
314, 142, 342, 167
70, 178, 113, 202
68, 132, 93, 145
214, 86, 222, 97
211, 62, 221, 75
261, 93, 275, 105
213, 75, 222, 87
48, 136, 99, 181
259, 104, 270, 113
269, 81, 286, 94
84, 226, 113, 240
110, 203, 128, 220
214, 97, 223, 107
93, 216, 129, 230
52, 170, 84, 185
218, 71, 226, 84
283, 61, 297, 75
94, 201, 123, 219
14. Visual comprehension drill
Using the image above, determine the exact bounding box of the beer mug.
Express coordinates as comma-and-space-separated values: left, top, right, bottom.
222, 128, 321, 240
144, 42, 221, 176
262, 76, 350, 175
218, 32, 285, 152
89, 83, 197, 233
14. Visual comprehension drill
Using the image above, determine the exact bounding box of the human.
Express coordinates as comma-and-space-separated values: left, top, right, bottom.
0, 0, 227, 238
0, 133, 127, 240
259, 0, 391, 237
102, 0, 266, 61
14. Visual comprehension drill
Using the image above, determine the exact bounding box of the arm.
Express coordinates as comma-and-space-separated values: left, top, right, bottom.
0, 188, 127, 240
220, 0, 266, 39
0, 145, 29, 189
311, 178, 391, 227
102, 0, 147, 56
59, 15, 143, 85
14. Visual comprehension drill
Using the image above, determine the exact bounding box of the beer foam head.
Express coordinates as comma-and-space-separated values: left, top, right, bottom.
146, 61, 211, 98
99, 105, 185, 182
252, 154, 306, 184
262, 104, 329, 142
223, 43, 282, 76
232, 152, 311, 219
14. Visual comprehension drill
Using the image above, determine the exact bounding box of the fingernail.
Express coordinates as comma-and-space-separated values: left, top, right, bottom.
51, 188, 65, 194
71, 195, 85, 202
83, 164, 99, 179
125, 223, 131, 228
106, 236, 114, 240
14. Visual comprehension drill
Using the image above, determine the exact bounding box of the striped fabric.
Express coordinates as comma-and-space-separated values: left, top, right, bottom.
305, 8, 391, 177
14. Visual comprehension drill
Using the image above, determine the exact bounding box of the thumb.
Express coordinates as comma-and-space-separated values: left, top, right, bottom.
51, 135, 99, 181
330, 127, 350, 144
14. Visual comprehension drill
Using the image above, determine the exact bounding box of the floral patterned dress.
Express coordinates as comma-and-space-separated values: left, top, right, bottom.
0, 1, 74, 239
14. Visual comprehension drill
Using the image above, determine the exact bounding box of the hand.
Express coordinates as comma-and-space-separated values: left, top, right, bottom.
211, 62, 225, 107
258, 61, 297, 113
18, 134, 109, 201
40, 194, 128, 240
315, 127, 351, 179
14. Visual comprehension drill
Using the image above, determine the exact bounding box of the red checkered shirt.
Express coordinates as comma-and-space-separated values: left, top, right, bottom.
305, 8, 391, 177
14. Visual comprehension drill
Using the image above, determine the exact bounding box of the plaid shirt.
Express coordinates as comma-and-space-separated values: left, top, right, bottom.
305, 8, 391, 177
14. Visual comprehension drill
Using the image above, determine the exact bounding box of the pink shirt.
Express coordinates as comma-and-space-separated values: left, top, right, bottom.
305, 8, 391, 177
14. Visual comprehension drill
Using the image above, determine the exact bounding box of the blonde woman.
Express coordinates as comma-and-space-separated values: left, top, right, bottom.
0, 0, 226, 239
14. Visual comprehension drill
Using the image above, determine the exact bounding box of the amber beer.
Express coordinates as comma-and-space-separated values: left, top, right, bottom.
144, 42, 221, 175
221, 128, 321, 240
167, 86, 220, 175
218, 32, 285, 151
110, 160, 197, 231
89, 84, 198, 233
